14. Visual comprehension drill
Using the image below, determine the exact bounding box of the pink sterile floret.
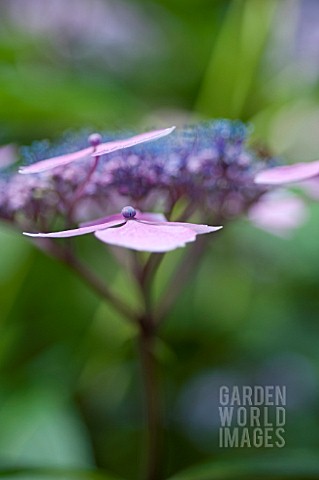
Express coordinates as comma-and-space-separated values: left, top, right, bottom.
19, 127, 176, 175
24, 206, 222, 252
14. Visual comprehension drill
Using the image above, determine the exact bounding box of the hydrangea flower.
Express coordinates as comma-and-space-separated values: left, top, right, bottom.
248, 192, 308, 237
24, 206, 222, 252
252, 155, 319, 236
19, 126, 175, 174
0, 121, 275, 232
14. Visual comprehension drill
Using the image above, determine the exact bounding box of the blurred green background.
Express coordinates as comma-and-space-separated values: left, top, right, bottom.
1, 0, 319, 479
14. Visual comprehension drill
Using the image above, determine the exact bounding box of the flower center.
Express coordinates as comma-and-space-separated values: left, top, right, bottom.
121, 206, 137, 219
88, 133, 102, 147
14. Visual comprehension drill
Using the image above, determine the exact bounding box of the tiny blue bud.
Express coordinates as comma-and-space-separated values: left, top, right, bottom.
121, 206, 137, 219
88, 133, 102, 147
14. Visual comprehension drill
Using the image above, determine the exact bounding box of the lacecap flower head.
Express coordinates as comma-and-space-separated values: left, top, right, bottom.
0, 120, 275, 232
24, 206, 222, 252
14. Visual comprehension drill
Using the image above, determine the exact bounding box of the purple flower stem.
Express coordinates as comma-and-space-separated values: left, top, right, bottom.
135, 252, 165, 480
68, 155, 100, 220
135, 205, 210, 480
138, 314, 161, 480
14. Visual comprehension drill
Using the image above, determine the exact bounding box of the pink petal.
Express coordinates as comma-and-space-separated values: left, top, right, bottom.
138, 220, 222, 234
80, 213, 124, 228
93, 126, 176, 156
95, 219, 220, 252
296, 178, 319, 200
248, 193, 308, 237
254, 160, 319, 185
173, 223, 222, 234
23, 218, 125, 239
19, 146, 93, 174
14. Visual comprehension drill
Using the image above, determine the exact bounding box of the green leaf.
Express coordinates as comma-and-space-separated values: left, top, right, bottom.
195, 0, 277, 118
0, 387, 93, 469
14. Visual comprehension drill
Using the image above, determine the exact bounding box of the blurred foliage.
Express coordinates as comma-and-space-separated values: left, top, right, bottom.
1, 0, 319, 479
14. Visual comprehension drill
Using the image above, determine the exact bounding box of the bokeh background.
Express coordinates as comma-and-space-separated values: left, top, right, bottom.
1, 0, 319, 478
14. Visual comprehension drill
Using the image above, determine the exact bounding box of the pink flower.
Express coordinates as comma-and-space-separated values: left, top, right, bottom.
23, 206, 222, 252
254, 159, 319, 185
19, 127, 175, 174
248, 192, 308, 237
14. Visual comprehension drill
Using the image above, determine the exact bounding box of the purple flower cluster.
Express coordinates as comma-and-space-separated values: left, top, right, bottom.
0, 121, 273, 231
